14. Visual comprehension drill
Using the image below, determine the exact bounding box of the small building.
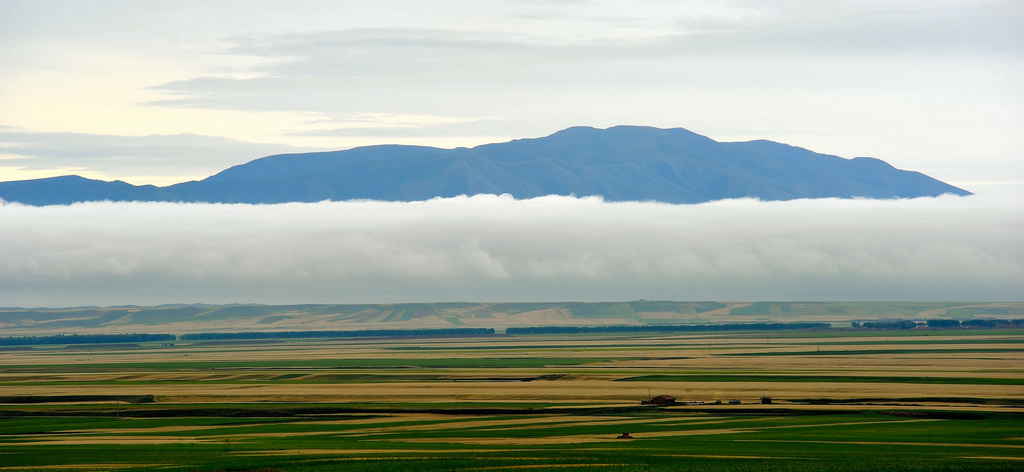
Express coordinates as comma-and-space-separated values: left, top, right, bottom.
641, 394, 676, 405
728, 399, 741, 405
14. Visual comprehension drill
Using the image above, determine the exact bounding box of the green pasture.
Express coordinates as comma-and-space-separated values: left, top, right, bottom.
722, 347, 1023, 356
1, 407, 1021, 471
2, 327, 1023, 471
618, 374, 1024, 386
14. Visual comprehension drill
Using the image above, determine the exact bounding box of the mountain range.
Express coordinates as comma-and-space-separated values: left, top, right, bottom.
0, 126, 970, 205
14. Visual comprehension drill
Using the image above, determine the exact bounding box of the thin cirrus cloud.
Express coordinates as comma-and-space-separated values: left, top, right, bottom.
1, 194, 1019, 307
0, 129, 318, 184
149, 9, 1023, 117
135, 3, 1023, 184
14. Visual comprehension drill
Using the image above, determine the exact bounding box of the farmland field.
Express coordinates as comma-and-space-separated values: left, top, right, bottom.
1, 328, 1022, 471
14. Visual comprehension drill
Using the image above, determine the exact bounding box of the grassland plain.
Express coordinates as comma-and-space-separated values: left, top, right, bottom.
0, 329, 1022, 471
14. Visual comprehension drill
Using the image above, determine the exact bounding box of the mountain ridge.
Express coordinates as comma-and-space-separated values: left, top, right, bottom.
0, 125, 971, 205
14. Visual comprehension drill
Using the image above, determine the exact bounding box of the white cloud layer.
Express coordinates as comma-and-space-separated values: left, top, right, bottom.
1, 195, 1020, 307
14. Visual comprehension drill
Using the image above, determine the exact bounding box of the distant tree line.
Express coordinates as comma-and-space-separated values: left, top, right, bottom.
178, 328, 495, 341
930, 319, 1024, 329
851, 319, 1024, 330
3, 319, 1021, 346
0, 333, 174, 346
0, 329, 492, 346
850, 320, 919, 330
505, 322, 830, 335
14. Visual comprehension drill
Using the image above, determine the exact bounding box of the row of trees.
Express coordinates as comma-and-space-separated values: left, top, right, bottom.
931, 319, 1024, 328
178, 328, 494, 341
851, 320, 919, 330
0, 333, 174, 346
852, 319, 1024, 330
0, 323, 836, 346
506, 322, 830, 335
3, 319, 1019, 345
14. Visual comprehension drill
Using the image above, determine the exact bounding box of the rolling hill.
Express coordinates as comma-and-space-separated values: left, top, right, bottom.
3, 301, 1021, 336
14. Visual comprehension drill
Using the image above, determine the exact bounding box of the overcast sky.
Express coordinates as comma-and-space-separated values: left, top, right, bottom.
1, 0, 1021, 188
1, 1, 1021, 307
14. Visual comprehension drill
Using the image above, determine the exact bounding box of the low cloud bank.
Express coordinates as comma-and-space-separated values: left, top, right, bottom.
1, 194, 1020, 307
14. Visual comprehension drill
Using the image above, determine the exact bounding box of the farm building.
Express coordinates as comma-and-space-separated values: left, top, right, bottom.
641, 395, 676, 405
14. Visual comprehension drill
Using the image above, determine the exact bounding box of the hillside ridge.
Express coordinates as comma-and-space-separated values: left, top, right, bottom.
3, 301, 1020, 335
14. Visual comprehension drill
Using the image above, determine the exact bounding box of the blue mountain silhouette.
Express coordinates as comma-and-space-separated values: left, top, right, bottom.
0, 126, 970, 205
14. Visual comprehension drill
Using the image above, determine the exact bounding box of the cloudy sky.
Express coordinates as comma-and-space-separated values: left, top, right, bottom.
1, 1, 1022, 307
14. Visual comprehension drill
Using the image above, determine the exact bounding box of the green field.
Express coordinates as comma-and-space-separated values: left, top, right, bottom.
1, 327, 1022, 471
1, 406, 1021, 471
